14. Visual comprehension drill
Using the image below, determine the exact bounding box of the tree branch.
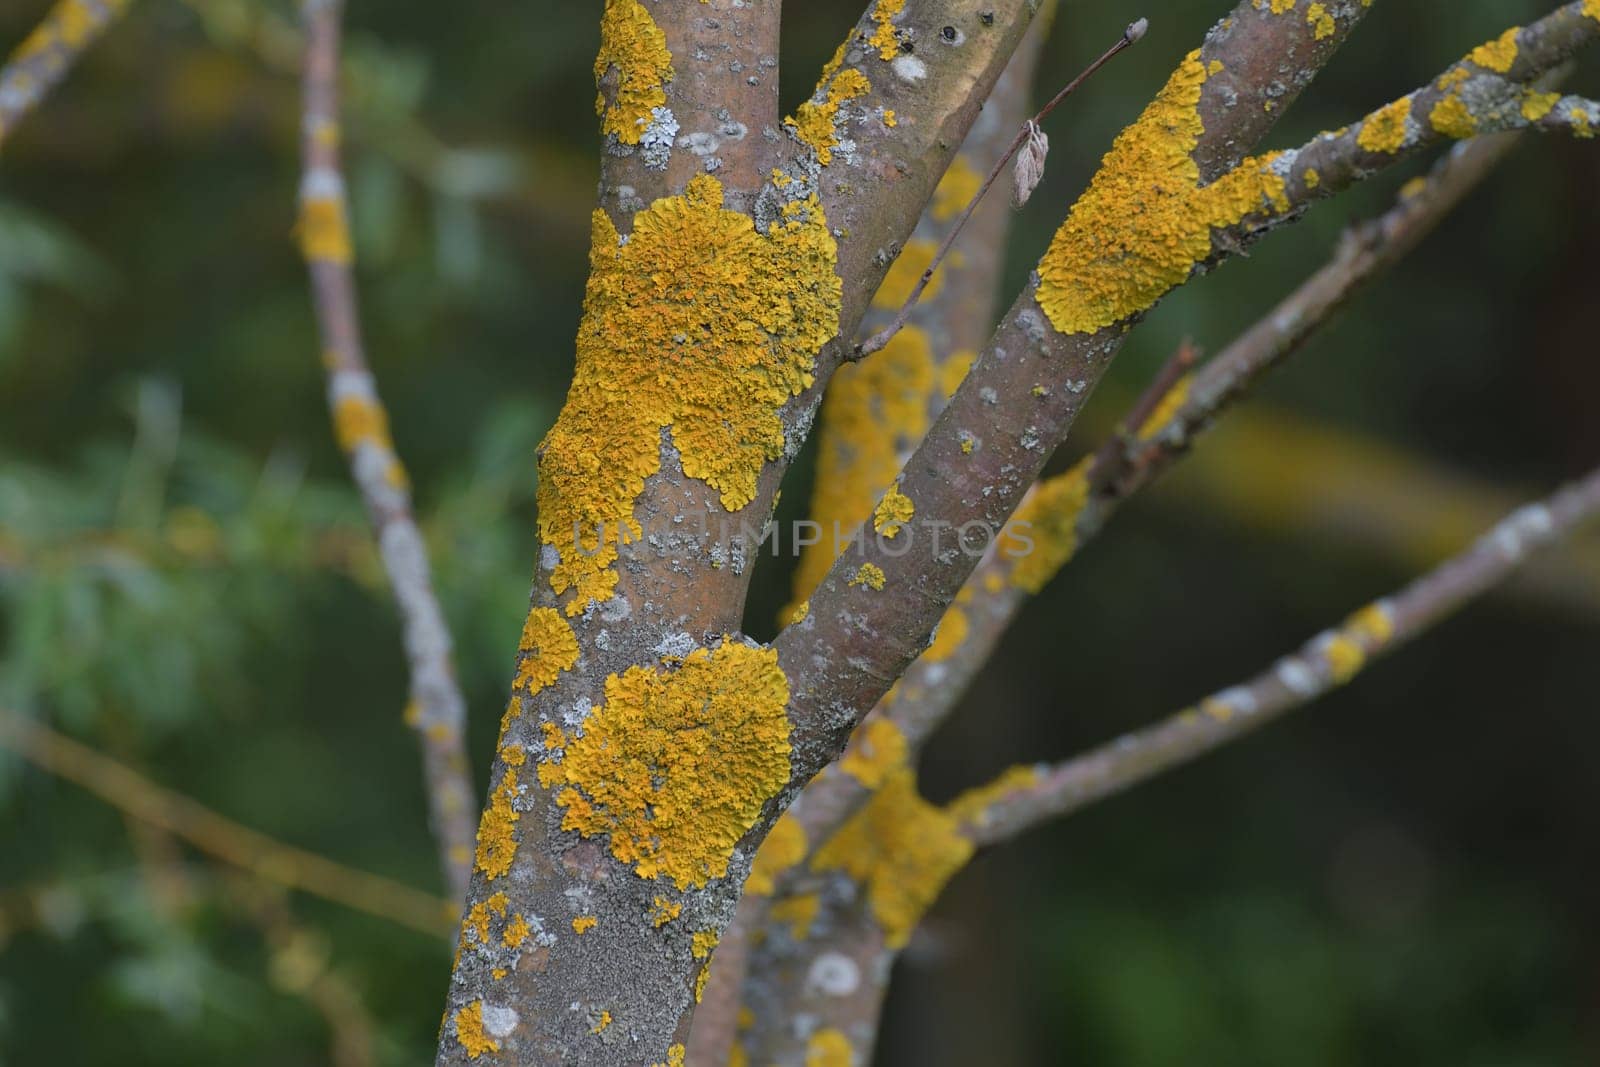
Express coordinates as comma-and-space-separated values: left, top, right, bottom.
776, 0, 1379, 793
873, 130, 1523, 767
0, 707, 454, 937
0, 0, 130, 153
298, 0, 475, 904
955, 462, 1600, 845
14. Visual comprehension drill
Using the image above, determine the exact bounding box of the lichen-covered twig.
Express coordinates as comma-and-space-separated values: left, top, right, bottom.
693, 12, 1060, 1063
0, 708, 454, 936
298, 0, 474, 904
868, 130, 1525, 771
0, 0, 130, 153
853, 18, 1148, 360
955, 462, 1600, 844
776, 0, 1377, 802
730, 459, 1600, 1066
775, 3, 1599, 788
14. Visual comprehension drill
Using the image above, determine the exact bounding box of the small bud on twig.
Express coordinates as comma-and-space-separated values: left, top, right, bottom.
1125, 18, 1149, 45
1012, 121, 1050, 207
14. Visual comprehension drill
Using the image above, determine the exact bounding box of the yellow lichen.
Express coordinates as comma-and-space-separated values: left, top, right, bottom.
838, 718, 908, 788
297, 195, 352, 265
454, 1001, 499, 1059
332, 394, 391, 454
947, 764, 1044, 827
867, 0, 907, 60
1521, 90, 1561, 122
651, 1044, 687, 1067
1267, 0, 1295, 13
473, 765, 522, 879
1357, 96, 1412, 154
650, 896, 682, 927
462, 892, 510, 945
1137, 373, 1192, 440
1304, 168, 1321, 188
1571, 106, 1593, 138
691, 929, 720, 960
593, 0, 674, 145
813, 767, 974, 948
940, 350, 975, 398
544, 640, 791, 889
1035, 52, 1291, 336
849, 563, 887, 590
572, 915, 598, 935
923, 604, 969, 663
502, 913, 530, 948
1430, 94, 1477, 138
540, 721, 566, 750
538, 174, 840, 614
784, 326, 934, 618
592, 1010, 613, 1034
769, 893, 820, 940
1007, 458, 1092, 593
788, 600, 810, 624
1344, 601, 1395, 645
932, 155, 984, 221
1587, 0, 1600, 22
1468, 26, 1520, 73
1305, 2, 1334, 40
746, 811, 808, 895
1399, 176, 1428, 200
1321, 634, 1365, 685
873, 484, 915, 535
514, 607, 580, 692
806, 1028, 855, 1067
787, 63, 872, 166
873, 239, 957, 308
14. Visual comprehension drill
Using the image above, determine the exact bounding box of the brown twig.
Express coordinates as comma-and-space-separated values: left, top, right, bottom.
298, 0, 475, 904
0, 0, 131, 153
956, 462, 1600, 845
854, 18, 1149, 361
0, 708, 455, 937
1086, 337, 1201, 496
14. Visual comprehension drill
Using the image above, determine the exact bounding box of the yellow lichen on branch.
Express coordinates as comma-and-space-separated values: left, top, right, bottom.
784, 326, 935, 616
838, 718, 907, 789
594, 0, 673, 144
537, 174, 840, 614
453, 1000, 499, 1059
1357, 96, 1412, 154
873, 484, 915, 535
1006, 458, 1092, 593
540, 640, 792, 889
868, 0, 907, 60
787, 45, 872, 166
805, 1029, 856, 1067
813, 767, 974, 948
745, 811, 807, 895
1468, 26, 1520, 73
1036, 52, 1292, 336
513, 607, 580, 694
473, 764, 522, 880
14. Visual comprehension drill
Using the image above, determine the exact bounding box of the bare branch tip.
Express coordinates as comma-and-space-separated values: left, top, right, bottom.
1125, 18, 1150, 45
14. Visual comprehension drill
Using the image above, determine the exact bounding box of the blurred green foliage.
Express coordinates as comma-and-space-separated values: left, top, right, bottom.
2, 0, 1599, 1064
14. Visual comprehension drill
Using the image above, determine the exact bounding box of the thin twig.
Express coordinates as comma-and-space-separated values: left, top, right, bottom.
955, 463, 1600, 846
298, 0, 475, 904
1087, 337, 1201, 497
853, 17, 1149, 360
0, 708, 455, 936
0, 0, 132, 153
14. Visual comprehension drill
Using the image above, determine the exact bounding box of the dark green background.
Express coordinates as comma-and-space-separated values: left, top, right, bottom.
2, 0, 1598, 1063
